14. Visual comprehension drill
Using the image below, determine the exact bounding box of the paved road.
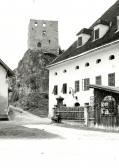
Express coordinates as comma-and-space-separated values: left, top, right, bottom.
0, 124, 119, 168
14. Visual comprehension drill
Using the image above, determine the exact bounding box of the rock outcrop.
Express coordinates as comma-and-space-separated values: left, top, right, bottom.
10, 49, 57, 117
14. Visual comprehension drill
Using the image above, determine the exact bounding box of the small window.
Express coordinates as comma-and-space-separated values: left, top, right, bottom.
34, 22, 38, 27
94, 29, 99, 40
85, 62, 90, 67
52, 85, 58, 95
63, 69, 67, 73
43, 23, 46, 27
77, 37, 82, 46
42, 30, 46, 36
62, 83, 67, 94
96, 59, 101, 64
49, 40, 51, 44
37, 42, 41, 47
109, 55, 115, 60
55, 72, 57, 75
82, 78, 90, 91
108, 73, 115, 86
75, 66, 79, 70
75, 80, 80, 92
96, 76, 102, 85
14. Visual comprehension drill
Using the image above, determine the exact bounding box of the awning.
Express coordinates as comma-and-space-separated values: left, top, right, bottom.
89, 84, 119, 94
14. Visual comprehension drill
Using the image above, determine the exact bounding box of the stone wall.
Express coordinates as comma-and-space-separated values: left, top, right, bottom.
28, 19, 59, 55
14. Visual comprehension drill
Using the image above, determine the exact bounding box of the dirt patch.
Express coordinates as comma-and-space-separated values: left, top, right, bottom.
0, 124, 59, 139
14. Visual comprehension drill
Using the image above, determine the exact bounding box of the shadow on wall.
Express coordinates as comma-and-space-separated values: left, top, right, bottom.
0, 95, 8, 115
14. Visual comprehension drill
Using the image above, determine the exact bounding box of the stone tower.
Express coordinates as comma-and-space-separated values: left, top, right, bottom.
28, 19, 59, 55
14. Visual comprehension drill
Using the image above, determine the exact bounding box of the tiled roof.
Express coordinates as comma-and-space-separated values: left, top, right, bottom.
49, 0, 119, 66
0, 59, 14, 77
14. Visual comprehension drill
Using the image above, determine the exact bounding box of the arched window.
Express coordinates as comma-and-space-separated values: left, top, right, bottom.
109, 55, 115, 60
96, 59, 101, 64
85, 62, 90, 67
37, 42, 41, 47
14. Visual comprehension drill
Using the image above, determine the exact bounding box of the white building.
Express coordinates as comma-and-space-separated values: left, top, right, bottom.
0, 59, 14, 120
47, 0, 119, 118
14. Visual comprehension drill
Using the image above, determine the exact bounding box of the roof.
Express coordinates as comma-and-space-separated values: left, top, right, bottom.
76, 28, 92, 36
49, 0, 119, 67
0, 59, 14, 77
90, 84, 119, 94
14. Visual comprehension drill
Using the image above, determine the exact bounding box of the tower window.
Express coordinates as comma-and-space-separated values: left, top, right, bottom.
109, 55, 115, 60
42, 30, 46, 36
49, 40, 51, 44
37, 42, 41, 47
34, 22, 38, 27
43, 23, 46, 27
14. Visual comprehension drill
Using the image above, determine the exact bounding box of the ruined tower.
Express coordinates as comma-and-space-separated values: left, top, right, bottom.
28, 19, 59, 55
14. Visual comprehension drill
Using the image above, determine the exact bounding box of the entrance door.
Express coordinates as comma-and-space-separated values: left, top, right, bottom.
101, 96, 117, 127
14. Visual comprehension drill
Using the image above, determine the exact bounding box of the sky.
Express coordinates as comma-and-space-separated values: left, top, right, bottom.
0, 0, 117, 69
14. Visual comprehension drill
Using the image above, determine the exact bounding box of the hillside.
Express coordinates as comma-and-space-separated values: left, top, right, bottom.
10, 49, 57, 117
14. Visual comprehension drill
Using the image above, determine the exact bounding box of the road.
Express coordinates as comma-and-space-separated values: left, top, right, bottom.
0, 124, 118, 168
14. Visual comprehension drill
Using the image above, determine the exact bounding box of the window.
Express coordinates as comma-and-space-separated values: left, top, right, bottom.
108, 73, 115, 86
49, 40, 51, 44
42, 30, 46, 36
62, 83, 67, 94
82, 78, 90, 91
34, 22, 38, 27
109, 55, 115, 60
37, 42, 41, 47
52, 85, 58, 95
75, 66, 79, 70
94, 29, 99, 40
63, 69, 67, 73
85, 62, 90, 67
96, 59, 101, 64
96, 76, 102, 85
43, 23, 46, 27
77, 37, 82, 46
75, 80, 80, 92
54, 72, 57, 75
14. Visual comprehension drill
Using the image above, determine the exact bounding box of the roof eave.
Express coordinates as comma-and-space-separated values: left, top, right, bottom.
46, 39, 119, 69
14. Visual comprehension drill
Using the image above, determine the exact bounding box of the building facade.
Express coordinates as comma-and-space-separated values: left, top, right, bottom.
28, 19, 59, 55
0, 60, 14, 120
47, 0, 119, 118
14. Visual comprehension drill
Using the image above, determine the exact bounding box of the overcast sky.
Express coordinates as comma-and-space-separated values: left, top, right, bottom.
0, 0, 116, 69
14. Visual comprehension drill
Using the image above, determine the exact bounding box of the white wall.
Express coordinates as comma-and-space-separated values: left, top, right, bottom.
49, 42, 119, 117
77, 33, 90, 46
93, 24, 109, 39
0, 65, 8, 115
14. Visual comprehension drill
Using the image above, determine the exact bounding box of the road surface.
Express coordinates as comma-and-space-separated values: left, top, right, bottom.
0, 124, 119, 168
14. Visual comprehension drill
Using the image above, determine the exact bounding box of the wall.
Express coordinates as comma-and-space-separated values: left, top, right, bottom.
49, 42, 119, 117
0, 65, 8, 116
28, 19, 59, 55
